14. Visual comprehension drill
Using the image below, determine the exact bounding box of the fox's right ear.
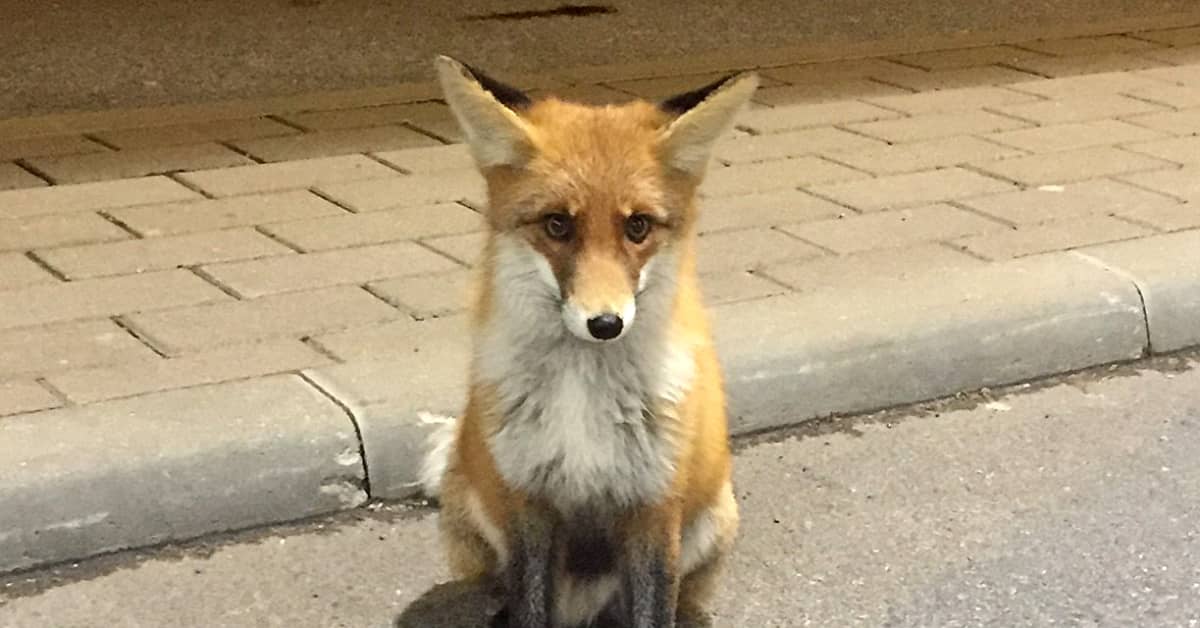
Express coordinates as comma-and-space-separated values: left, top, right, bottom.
434, 56, 538, 170
657, 72, 759, 177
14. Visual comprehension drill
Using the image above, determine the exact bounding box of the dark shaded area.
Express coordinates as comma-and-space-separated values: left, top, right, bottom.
1, 0, 1198, 116
463, 4, 617, 22
393, 580, 500, 628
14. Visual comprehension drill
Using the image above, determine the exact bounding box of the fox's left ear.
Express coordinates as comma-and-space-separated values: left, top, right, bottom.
434, 56, 538, 170
657, 72, 760, 177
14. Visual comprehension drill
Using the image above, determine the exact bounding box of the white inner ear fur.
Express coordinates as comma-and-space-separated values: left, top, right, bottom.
658, 73, 760, 177
433, 55, 538, 169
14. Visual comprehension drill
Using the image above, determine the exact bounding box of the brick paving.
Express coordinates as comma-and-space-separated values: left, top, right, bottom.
2, 25, 1200, 419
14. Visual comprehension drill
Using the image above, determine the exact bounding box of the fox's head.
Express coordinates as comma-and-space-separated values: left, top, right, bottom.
435, 56, 758, 343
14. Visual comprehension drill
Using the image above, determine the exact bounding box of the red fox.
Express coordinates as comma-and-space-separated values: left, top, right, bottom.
419, 56, 759, 628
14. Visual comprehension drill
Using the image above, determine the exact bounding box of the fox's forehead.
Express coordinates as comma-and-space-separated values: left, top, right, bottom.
498, 98, 679, 215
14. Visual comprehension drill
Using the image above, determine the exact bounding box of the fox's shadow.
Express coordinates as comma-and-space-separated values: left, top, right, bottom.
393, 578, 500, 627
393, 580, 715, 628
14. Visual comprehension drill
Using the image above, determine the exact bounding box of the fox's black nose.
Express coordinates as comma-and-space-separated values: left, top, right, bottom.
586, 314, 624, 340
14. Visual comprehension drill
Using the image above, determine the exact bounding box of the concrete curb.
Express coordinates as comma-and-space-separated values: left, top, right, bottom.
1, 231, 1198, 575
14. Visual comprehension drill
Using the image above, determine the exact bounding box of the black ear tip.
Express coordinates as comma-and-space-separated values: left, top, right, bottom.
459, 62, 533, 110
659, 72, 743, 115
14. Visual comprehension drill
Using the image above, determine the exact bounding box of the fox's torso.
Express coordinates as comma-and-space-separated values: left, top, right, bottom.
477, 239, 696, 513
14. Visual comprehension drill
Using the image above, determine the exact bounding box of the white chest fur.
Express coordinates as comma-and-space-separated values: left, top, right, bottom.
476, 238, 694, 512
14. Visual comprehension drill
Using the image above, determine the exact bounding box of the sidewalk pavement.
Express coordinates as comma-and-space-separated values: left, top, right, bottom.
2, 24, 1200, 574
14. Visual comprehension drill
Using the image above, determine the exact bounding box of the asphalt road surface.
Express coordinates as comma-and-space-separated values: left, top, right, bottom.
2, 351, 1199, 627
2, 0, 1198, 116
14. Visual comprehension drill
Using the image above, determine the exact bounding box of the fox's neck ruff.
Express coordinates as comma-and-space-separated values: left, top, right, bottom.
474, 233, 696, 512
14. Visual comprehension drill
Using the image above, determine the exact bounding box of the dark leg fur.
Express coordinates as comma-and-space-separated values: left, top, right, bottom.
490, 606, 510, 628
504, 512, 557, 628
624, 551, 677, 628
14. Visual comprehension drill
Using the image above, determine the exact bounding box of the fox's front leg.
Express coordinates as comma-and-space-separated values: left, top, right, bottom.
499, 505, 558, 628
623, 506, 683, 628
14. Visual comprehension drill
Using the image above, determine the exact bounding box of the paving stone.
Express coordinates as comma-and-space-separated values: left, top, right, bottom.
0, 176, 200, 219
317, 170, 487, 211
0, 135, 107, 160
1134, 25, 1200, 46
699, 271, 788, 305
372, 144, 474, 173
0, 252, 56, 290
865, 86, 1039, 114
847, 110, 1029, 143
0, 320, 160, 379
890, 45, 1047, 70
714, 127, 886, 164
1079, 230, 1200, 353
973, 146, 1175, 186
107, 190, 346, 236
45, 338, 332, 404
0, 269, 229, 331
695, 228, 825, 274
1113, 201, 1200, 232
0, 375, 364, 573
992, 94, 1164, 125
781, 204, 1004, 253
1121, 166, 1200, 200
736, 101, 901, 134
0, 381, 61, 417
1005, 72, 1169, 99
1125, 109, 1200, 136
987, 119, 1166, 153
752, 80, 910, 106
282, 102, 461, 141
0, 163, 46, 190
607, 72, 772, 99
878, 65, 1043, 91
954, 215, 1153, 260
37, 229, 293, 279
961, 178, 1181, 224
1017, 35, 1161, 56
125, 286, 401, 354
701, 158, 867, 197
760, 242, 984, 292
200, 241, 460, 298
1140, 45, 1200, 65
0, 213, 130, 252
1124, 83, 1200, 109
232, 126, 440, 162
1123, 135, 1200, 164
1008, 52, 1163, 77
698, 189, 846, 233
830, 136, 1025, 175
367, 269, 475, 319
262, 202, 482, 251
530, 84, 635, 105
310, 313, 466, 363
91, 118, 299, 149
177, 155, 398, 197
759, 58, 912, 84
1137, 64, 1200, 87
806, 168, 1014, 212
422, 232, 485, 267
27, 143, 254, 184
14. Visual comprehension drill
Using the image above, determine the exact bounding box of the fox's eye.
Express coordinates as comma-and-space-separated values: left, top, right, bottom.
625, 214, 652, 244
544, 213, 574, 241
